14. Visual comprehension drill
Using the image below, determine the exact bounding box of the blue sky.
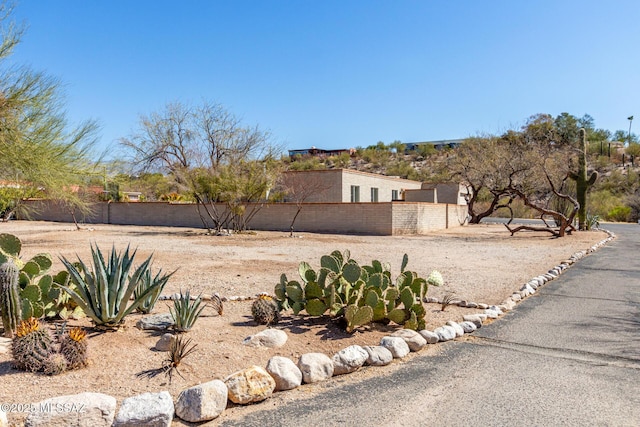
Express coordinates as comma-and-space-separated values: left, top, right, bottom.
10, 0, 640, 156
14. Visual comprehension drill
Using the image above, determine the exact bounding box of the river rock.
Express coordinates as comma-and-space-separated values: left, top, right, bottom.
25, 392, 116, 427
225, 365, 276, 404
363, 346, 393, 366
265, 356, 302, 391
390, 329, 427, 352
113, 391, 174, 427
175, 380, 227, 422
418, 330, 440, 344
460, 321, 477, 333
242, 329, 288, 348
446, 321, 464, 337
380, 336, 410, 358
434, 325, 457, 342
298, 353, 334, 383
332, 345, 369, 375
155, 333, 175, 351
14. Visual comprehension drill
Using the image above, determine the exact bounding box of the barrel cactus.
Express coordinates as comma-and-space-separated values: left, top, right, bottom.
60, 327, 88, 369
251, 295, 280, 325
12, 317, 55, 372
1, 261, 22, 338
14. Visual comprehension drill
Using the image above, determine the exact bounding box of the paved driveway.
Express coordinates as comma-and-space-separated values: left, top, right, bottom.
221, 224, 640, 427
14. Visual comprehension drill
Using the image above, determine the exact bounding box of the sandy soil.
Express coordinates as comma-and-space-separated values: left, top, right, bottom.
0, 221, 607, 425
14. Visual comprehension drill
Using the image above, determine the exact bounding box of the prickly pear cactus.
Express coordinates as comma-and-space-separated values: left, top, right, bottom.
570, 128, 598, 230
0, 261, 22, 338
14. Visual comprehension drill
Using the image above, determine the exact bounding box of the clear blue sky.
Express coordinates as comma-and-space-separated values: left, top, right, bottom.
10, 0, 640, 157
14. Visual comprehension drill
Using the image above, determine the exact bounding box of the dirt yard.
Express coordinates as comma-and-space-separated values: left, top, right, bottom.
0, 221, 608, 425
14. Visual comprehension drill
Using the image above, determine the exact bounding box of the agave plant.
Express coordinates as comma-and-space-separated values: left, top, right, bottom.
58, 245, 172, 328
134, 267, 175, 314
170, 290, 206, 333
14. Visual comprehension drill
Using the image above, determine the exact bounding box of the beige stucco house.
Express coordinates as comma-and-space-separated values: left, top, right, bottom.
280, 169, 423, 203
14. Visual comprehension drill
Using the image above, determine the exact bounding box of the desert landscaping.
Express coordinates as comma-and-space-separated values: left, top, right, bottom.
0, 220, 611, 425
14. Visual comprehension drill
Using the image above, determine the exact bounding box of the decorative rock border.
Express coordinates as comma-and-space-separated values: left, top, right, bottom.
11, 230, 616, 426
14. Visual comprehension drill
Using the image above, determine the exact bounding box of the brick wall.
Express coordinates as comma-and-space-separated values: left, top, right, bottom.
23, 199, 465, 235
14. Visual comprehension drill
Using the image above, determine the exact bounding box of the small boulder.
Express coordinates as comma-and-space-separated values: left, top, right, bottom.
113, 391, 174, 427
446, 321, 464, 337
155, 333, 175, 351
363, 346, 393, 366
462, 314, 484, 327
434, 325, 457, 342
25, 392, 116, 427
175, 380, 227, 423
0, 337, 11, 354
225, 365, 276, 404
0, 407, 7, 427
265, 356, 302, 391
242, 329, 288, 348
380, 336, 410, 358
390, 329, 427, 352
297, 353, 334, 383
418, 330, 440, 344
332, 345, 369, 375
459, 321, 477, 333
136, 313, 174, 331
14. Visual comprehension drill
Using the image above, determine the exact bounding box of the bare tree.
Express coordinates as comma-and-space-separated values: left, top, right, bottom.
276, 172, 330, 237
120, 101, 279, 233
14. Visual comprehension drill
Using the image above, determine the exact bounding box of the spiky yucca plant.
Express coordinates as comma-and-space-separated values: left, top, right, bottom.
162, 335, 197, 384
170, 290, 206, 333
440, 292, 456, 312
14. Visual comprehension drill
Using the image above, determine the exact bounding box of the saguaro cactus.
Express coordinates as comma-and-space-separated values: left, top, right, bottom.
570, 128, 598, 230
0, 261, 22, 338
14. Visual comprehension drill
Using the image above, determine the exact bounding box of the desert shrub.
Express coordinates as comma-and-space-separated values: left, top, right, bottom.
606, 205, 631, 222
288, 157, 327, 171
588, 190, 625, 219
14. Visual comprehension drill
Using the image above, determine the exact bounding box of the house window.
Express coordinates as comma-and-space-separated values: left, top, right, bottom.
371, 187, 379, 202
392, 189, 399, 201
350, 185, 360, 202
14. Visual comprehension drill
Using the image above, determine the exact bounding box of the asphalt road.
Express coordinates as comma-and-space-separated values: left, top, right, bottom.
221, 223, 640, 427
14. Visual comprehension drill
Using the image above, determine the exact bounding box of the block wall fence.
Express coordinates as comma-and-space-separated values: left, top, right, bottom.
21, 200, 468, 235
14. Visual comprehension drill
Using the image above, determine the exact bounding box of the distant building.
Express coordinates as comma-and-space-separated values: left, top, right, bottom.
288, 147, 355, 160
404, 139, 464, 151
280, 169, 422, 203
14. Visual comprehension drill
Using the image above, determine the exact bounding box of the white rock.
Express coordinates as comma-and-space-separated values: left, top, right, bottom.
155, 333, 175, 351
434, 325, 457, 342
225, 365, 276, 404
363, 346, 393, 366
462, 314, 483, 327
0, 337, 11, 354
477, 303, 489, 309
113, 391, 174, 427
390, 329, 427, 352
332, 345, 369, 375
446, 321, 464, 337
242, 329, 288, 348
175, 380, 227, 423
298, 353, 334, 383
466, 302, 478, 308
266, 356, 302, 391
484, 309, 500, 319
25, 392, 116, 427
380, 336, 410, 358
460, 321, 477, 333
511, 293, 522, 302
0, 407, 7, 427
418, 330, 440, 344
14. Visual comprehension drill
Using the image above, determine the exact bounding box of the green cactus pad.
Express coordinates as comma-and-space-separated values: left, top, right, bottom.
285, 281, 304, 302
21, 261, 41, 279
342, 262, 361, 284
401, 254, 409, 273
388, 308, 406, 325
305, 298, 327, 316
304, 282, 323, 299
404, 311, 419, 330
345, 304, 373, 332
320, 255, 341, 273
21, 284, 42, 302
400, 287, 415, 309
30, 254, 53, 273
0, 233, 21, 259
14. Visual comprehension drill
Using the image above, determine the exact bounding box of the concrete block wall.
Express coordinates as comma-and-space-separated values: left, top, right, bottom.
23, 199, 464, 235
340, 170, 422, 202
